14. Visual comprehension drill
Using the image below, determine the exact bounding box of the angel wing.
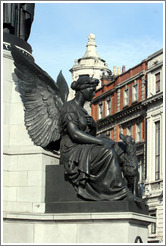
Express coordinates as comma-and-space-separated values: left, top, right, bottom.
11, 45, 69, 149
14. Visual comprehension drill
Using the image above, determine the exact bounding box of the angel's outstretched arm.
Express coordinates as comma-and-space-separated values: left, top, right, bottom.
67, 122, 104, 146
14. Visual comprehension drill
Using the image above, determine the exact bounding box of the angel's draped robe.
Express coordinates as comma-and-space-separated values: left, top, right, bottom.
60, 100, 131, 201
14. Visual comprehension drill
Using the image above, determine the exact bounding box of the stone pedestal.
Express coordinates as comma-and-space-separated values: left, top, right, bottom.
3, 211, 155, 243
3, 33, 155, 244
3, 33, 60, 214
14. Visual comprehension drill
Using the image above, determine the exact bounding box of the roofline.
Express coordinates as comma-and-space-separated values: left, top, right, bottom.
146, 48, 163, 61
101, 59, 146, 81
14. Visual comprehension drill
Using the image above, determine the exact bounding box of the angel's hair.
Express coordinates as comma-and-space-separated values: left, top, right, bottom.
71, 75, 99, 91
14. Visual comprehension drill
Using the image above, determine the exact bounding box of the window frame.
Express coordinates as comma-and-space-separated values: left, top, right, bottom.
155, 72, 160, 93
138, 156, 144, 183
98, 101, 103, 120
149, 210, 157, 235
135, 122, 141, 142
123, 88, 129, 107
155, 121, 160, 180
132, 83, 138, 102
127, 125, 132, 136
105, 97, 111, 117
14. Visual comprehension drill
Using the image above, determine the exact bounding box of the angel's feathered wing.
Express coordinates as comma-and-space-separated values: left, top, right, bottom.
11, 45, 69, 149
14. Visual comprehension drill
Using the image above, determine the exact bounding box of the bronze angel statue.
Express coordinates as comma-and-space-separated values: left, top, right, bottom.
11, 45, 142, 203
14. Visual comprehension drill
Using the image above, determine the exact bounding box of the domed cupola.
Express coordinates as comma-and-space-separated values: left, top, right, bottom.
70, 34, 112, 89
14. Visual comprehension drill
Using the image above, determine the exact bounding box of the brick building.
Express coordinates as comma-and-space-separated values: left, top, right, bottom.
91, 60, 147, 186
91, 49, 163, 243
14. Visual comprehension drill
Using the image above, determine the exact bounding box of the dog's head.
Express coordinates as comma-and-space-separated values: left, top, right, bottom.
120, 133, 135, 144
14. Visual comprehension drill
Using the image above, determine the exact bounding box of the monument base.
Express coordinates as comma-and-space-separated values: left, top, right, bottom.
3, 38, 60, 215
45, 165, 149, 214
3, 211, 155, 243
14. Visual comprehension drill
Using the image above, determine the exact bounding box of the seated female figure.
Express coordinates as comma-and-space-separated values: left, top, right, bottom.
60, 76, 141, 202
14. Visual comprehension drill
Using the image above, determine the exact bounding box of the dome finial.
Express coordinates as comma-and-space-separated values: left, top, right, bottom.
82, 33, 98, 58
88, 33, 95, 41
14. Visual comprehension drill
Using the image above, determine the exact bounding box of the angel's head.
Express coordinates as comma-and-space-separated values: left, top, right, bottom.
71, 75, 99, 101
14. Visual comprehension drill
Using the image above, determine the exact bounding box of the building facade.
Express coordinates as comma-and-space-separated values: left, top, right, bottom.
91, 60, 147, 189
142, 49, 163, 243
91, 49, 163, 243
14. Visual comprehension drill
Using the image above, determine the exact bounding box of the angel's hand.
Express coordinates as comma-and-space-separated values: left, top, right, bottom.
67, 122, 103, 146
97, 135, 115, 150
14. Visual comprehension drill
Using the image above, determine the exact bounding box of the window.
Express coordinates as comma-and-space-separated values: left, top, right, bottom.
155, 73, 160, 93
119, 125, 123, 135
135, 122, 141, 142
127, 126, 132, 136
123, 88, 129, 107
98, 102, 103, 120
138, 156, 144, 183
105, 97, 111, 117
149, 210, 156, 235
155, 121, 160, 180
132, 84, 138, 102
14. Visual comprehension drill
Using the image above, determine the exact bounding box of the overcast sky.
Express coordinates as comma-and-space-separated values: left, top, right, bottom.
28, 1, 164, 86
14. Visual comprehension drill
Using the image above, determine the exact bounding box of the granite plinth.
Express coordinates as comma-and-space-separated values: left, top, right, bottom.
45, 165, 148, 214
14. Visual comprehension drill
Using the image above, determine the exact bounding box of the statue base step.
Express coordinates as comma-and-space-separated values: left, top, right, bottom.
46, 200, 148, 214
3, 211, 155, 243
45, 165, 148, 214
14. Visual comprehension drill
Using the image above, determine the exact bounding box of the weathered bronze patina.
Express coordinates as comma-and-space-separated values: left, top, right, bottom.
11, 46, 142, 203
3, 3, 35, 41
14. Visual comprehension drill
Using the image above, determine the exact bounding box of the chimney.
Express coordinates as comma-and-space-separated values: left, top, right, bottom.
122, 65, 125, 73
113, 66, 116, 75
117, 66, 121, 75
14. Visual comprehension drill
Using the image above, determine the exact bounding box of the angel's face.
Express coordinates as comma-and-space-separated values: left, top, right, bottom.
81, 86, 96, 101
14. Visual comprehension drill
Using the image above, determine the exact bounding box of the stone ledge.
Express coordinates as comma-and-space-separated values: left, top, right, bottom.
3, 145, 60, 158
3, 33, 32, 53
3, 211, 155, 223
